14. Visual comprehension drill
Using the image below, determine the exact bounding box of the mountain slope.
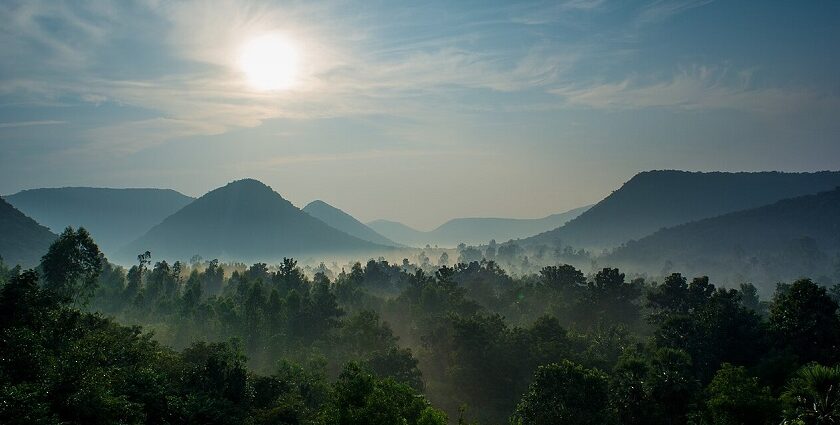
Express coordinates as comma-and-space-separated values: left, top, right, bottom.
4, 187, 194, 253
367, 205, 590, 247
430, 205, 591, 246
0, 197, 57, 267
117, 179, 387, 263
605, 188, 840, 286
367, 220, 429, 247
303, 200, 401, 247
522, 170, 840, 250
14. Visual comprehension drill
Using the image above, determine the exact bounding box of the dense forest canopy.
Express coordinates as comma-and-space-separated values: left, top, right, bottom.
3, 228, 840, 424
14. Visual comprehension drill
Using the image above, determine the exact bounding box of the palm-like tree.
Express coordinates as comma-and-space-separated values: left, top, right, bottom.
783, 364, 840, 424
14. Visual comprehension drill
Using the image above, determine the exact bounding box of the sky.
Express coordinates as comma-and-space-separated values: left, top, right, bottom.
1, 0, 839, 230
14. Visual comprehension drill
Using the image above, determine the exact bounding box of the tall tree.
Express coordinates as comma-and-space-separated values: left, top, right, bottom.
39, 227, 103, 303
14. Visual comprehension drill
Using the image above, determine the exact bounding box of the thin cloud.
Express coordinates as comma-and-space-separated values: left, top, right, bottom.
635, 0, 714, 27
551, 65, 823, 114
0, 120, 65, 128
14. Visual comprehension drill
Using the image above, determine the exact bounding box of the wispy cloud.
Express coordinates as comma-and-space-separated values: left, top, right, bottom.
1, 0, 581, 153
551, 65, 823, 114
0, 120, 65, 128
1, 0, 832, 157
634, 0, 714, 27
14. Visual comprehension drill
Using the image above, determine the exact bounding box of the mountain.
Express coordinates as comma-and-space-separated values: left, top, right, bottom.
302, 200, 401, 247
367, 205, 590, 247
366, 220, 430, 247
117, 179, 387, 263
604, 188, 840, 287
521, 170, 840, 251
0, 197, 57, 267
4, 187, 194, 253
430, 205, 591, 246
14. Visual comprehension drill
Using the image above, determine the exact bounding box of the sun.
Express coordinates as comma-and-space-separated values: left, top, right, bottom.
239, 34, 300, 91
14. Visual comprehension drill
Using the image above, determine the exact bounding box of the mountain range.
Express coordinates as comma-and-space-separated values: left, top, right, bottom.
4, 187, 194, 253
303, 200, 402, 247
116, 179, 387, 263
520, 170, 840, 251
0, 197, 56, 267
605, 187, 840, 286
367, 205, 591, 247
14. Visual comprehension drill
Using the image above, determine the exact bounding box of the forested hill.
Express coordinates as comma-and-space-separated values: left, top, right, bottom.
606, 187, 840, 285
0, 197, 56, 267
116, 179, 387, 263
303, 200, 401, 247
4, 187, 194, 253
521, 170, 840, 250
367, 205, 590, 247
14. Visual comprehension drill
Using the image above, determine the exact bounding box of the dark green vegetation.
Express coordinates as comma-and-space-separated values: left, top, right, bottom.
5, 228, 840, 424
367, 205, 590, 247
0, 197, 56, 267
608, 188, 840, 284
116, 179, 387, 263
303, 200, 402, 247
4, 187, 194, 252
523, 170, 840, 251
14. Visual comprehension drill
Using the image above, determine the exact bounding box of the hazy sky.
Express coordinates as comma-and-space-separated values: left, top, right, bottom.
1, 0, 839, 229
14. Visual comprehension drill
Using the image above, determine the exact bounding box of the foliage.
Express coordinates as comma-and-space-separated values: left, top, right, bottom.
511, 360, 613, 425
781, 364, 840, 425
7, 231, 840, 424
39, 227, 103, 303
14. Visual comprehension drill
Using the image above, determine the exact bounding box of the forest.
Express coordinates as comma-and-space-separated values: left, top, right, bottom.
2, 227, 840, 424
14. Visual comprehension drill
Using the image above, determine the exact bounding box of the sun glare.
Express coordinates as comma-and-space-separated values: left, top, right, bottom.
239, 34, 299, 91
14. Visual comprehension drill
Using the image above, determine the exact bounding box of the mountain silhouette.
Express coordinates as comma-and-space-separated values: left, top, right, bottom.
605, 187, 840, 286
0, 197, 57, 267
366, 220, 427, 246
116, 179, 387, 263
4, 187, 194, 254
303, 200, 402, 247
367, 205, 590, 247
521, 170, 840, 250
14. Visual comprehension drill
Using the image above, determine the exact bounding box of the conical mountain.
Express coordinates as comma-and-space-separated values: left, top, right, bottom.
521, 170, 840, 250
606, 187, 840, 286
5, 187, 193, 254
117, 179, 387, 263
303, 200, 402, 247
0, 197, 57, 267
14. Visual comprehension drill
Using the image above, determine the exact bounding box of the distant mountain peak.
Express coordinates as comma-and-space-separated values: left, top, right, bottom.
4, 187, 194, 255
117, 181, 386, 263
216, 178, 275, 194
303, 200, 401, 247
366, 205, 590, 247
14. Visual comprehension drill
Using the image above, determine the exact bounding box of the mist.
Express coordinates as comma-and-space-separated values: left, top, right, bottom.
3, 0, 840, 423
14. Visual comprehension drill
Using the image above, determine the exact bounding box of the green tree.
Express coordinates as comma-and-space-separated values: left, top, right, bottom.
700, 363, 778, 425
39, 227, 103, 303
512, 360, 613, 425
324, 363, 439, 425
769, 279, 840, 364
782, 364, 840, 424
